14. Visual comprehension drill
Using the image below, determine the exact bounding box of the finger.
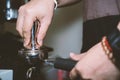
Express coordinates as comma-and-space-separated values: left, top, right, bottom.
22, 13, 35, 48
16, 6, 24, 37
69, 68, 80, 80
36, 18, 51, 48
117, 21, 120, 29
70, 52, 86, 61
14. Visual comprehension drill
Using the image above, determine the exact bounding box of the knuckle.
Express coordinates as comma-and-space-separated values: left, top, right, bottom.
23, 28, 30, 34
18, 5, 25, 13
24, 8, 32, 15
22, 27, 31, 35
18, 5, 32, 16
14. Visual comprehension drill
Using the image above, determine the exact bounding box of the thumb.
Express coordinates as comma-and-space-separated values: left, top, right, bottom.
70, 52, 86, 61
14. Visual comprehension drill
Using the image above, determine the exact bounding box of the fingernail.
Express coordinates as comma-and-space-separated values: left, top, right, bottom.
24, 39, 29, 47
70, 52, 75, 57
23, 43, 28, 48
37, 39, 43, 46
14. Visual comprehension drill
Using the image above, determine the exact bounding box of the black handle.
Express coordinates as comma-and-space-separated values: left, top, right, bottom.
54, 58, 77, 71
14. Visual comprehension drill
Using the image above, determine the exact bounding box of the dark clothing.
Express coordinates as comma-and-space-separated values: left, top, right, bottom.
81, 0, 120, 52
83, 0, 120, 21
81, 15, 120, 52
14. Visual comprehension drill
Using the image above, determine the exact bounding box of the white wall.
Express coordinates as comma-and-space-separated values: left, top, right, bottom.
44, 2, 83, 58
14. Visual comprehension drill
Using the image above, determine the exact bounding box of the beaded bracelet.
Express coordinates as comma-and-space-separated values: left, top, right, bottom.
101, 36, 114, 62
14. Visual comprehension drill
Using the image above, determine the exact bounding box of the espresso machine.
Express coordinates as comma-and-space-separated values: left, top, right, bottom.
0, 0, 26, 23
0, 0, 77, 80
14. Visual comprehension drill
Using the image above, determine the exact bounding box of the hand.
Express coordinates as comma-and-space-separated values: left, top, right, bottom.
69, 42, 120, 80
16, 0, 55, 48
117, 22, 120, 30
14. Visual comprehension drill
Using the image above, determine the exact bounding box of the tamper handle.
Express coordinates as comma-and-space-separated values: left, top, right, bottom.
31, 22, 36, 50
54, 58, 77, 71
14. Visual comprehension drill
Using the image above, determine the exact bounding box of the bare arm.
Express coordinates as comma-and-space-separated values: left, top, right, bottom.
57, 0, 81, 7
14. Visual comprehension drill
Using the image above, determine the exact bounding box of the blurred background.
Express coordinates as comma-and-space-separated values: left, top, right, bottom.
0, 0, 83, 80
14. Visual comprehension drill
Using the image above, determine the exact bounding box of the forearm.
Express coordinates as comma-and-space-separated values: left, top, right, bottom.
57, 0, 81, 7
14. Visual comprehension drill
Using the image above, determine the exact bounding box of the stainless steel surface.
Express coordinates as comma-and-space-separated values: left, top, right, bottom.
31, 22, 36, 50
18, 49, 44, 64
26, 67, 36, 79
44, 58, 55, 66
5, 0, 18, 20
19, 49, 40, 57
0, 0, 26, 22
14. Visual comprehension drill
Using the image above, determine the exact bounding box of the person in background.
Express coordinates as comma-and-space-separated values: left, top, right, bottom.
16, 0, 120, 80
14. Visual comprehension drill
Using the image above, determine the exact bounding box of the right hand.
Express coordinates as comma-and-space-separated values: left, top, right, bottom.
16, 0, 55, 49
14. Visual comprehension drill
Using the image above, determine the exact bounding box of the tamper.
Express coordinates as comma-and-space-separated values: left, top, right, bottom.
18, 22, 45, 65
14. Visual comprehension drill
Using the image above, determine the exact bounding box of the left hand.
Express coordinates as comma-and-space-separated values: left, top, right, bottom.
16, 0, 55, 49
69, 42, 120, 80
